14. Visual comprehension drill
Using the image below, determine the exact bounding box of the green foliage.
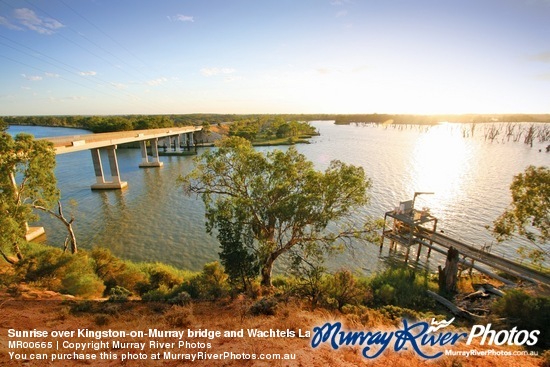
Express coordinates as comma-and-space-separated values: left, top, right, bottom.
0, 117, 7, 131
368, 267, 435, 310
325, 269, 368, 311
107, 286, 132, 302
180, 261, 229, 300
217, 218, 259, 292
167, 291, 192, 306
492, 289, 550, 348
379, 305, 420, 322
62, 273, 105, 299
289, 254, 328, 309
493, 166, 549, 264
227, 116, 317, 142
15, 243, 104, 298
135, 262, 187, 296
180, 136, 372, 287
0, 133, 58, 258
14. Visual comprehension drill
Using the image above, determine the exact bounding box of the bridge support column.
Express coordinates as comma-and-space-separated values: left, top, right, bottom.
139, 139, 163, 168
181, 134, 187, 151
90, 146, 128, 190
175, 135, 182, 152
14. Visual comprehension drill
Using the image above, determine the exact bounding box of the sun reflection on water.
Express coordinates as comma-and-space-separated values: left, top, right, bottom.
412, 123, 473, 213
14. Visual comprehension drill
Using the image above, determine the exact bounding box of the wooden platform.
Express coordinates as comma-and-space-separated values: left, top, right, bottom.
381, 209, 550, 286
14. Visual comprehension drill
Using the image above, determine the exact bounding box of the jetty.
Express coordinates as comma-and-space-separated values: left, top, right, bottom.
380, 194, 550, 286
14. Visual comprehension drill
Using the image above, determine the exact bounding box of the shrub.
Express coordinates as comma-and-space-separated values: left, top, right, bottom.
168, 291, 192, 306
179, 262, 229, 300
249, 297, 278, 316
368, 267, 435, 310
288, 255, 328, 309
324, 270, 368, 311
108, 286, 132, 302
69, 300, 94, 314
141, 287, 172, 302
492, 289, 550, 348
379, 305, 420, 323
15, 244, 105, 298
164, 305, 194, 328
135, 263, 187, 296
62, 273, 105, 299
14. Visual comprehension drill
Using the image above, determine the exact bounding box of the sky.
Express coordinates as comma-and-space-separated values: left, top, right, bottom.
1, 0, 550, 116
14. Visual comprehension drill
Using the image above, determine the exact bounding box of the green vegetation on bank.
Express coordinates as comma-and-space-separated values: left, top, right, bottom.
228, 116, 318, 144
0, 241, 437, 316
2, 241, 549, 348
3, 113, 550, 133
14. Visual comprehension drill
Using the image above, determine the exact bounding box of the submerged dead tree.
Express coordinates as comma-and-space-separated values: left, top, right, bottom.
438, 246, 460, 293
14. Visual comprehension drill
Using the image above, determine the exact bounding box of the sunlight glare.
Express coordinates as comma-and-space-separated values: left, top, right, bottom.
412, 123, 472, 210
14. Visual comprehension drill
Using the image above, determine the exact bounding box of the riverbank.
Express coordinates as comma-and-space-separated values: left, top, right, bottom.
0, 292, 545, 367
1, 240, 548, 367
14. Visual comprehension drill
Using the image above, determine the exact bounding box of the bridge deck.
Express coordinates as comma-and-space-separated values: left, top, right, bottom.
38, 126, 202, 154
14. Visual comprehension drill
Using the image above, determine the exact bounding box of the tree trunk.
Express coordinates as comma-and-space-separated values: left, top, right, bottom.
33, 201, 78, 254
438, 246, 460, 293
261, 254, 275, 287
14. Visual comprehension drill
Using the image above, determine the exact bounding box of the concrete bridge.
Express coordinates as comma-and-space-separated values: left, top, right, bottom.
38, 126, 203, 190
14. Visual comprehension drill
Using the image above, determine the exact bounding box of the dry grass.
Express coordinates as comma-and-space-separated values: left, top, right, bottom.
0, 288, 544, 367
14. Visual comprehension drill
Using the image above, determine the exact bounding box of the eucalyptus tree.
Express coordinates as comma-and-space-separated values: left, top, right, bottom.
0, 133, 77, 261
180, 136, 374, 287
493, 165, 549, 266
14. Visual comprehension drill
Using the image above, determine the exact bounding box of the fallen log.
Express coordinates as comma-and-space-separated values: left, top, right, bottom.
481, 283, 506, 297
427, 290, 482, 321
462, 287, 489, 301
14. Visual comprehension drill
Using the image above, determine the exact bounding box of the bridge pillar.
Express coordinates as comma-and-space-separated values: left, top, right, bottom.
188, 132, 194, 146
181, 134, 187, 150
175, 135, 182, 152
90, 146, 128, 190
139, 139, 163, 168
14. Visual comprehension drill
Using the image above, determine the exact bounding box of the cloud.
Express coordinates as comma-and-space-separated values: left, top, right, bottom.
21, 73, 42, 81
335, 10, 348, 17
534, 72, 550, 81
316, 68, 332, 75
530, 51, 550, 63
330, 0, 352, 5
168, 14, 194, 22
110, 82, 127, 90
79, 71, 97, 76
200, 67, 236, 77
13, 8, 64, 35
45, 72, 59, 78
224, 76, 241, 83
147, 77, 168, 86
0, 15, 22, 30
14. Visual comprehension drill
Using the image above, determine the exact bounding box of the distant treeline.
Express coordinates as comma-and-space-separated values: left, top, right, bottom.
332, 113, 550, 125
3, 113, 550, 133
2, 114, 324, 133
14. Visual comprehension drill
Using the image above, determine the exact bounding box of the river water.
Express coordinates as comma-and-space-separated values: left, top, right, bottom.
7, 122, 549, 273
